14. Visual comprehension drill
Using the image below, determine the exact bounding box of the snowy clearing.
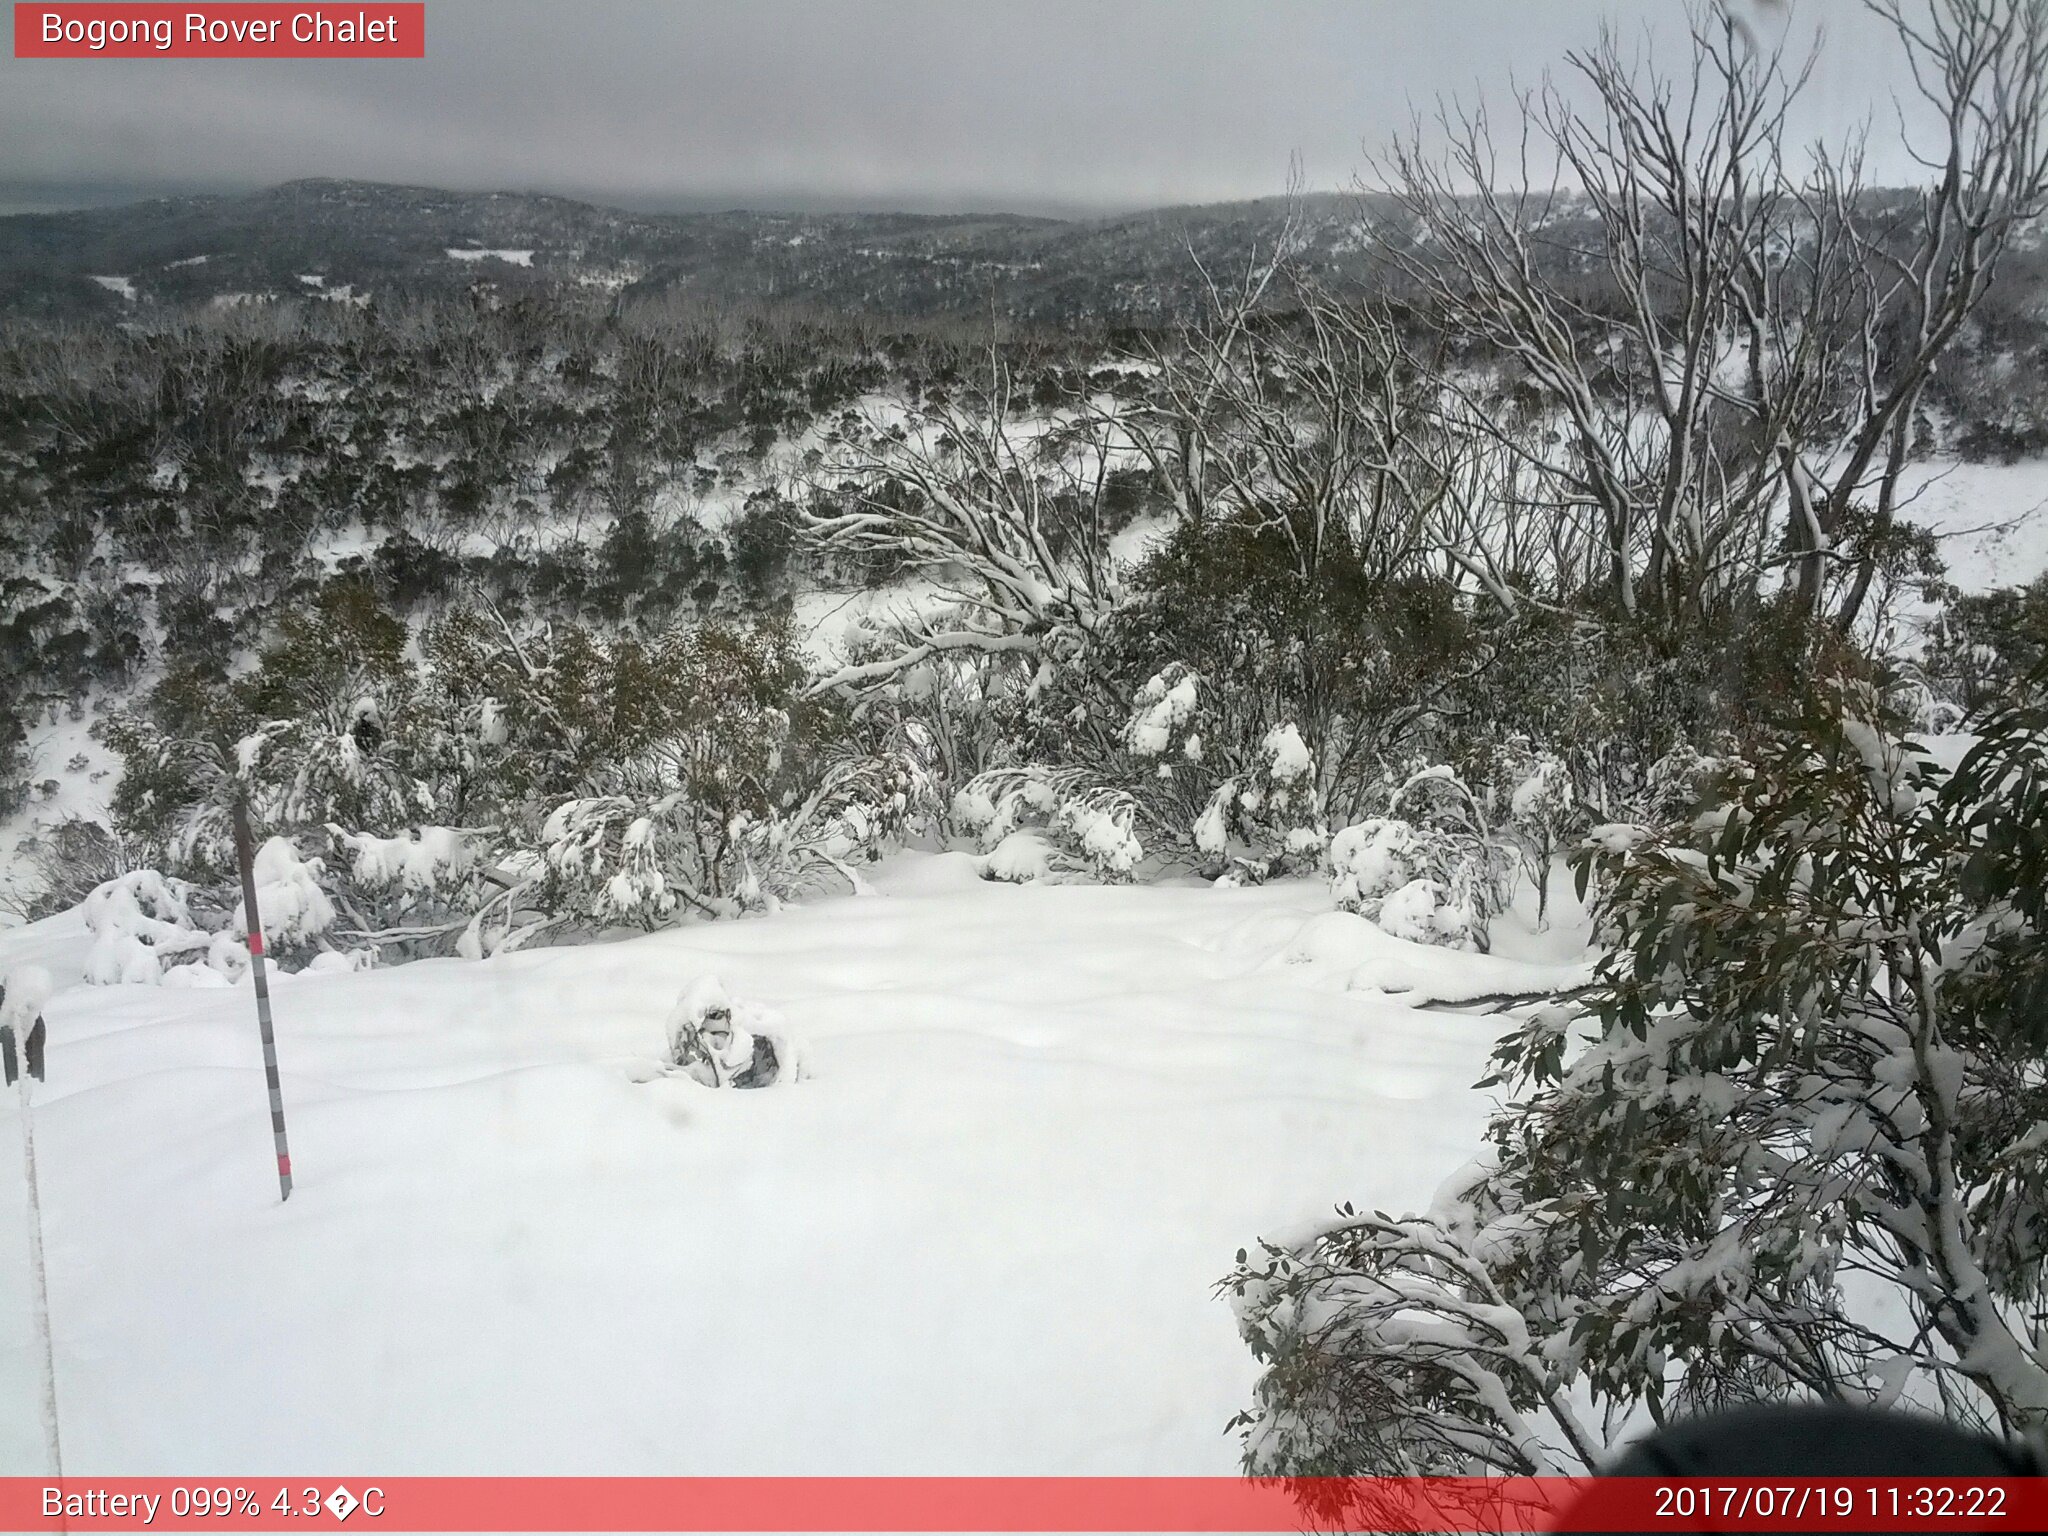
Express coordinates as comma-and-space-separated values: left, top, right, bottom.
1894, 457, 2048, 593
0, 852, 1535, 1474
447, 248, 536, 267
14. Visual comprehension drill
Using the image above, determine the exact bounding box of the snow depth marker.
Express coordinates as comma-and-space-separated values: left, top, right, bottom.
233, 801, 295, 1201
3, 973, 64, 1492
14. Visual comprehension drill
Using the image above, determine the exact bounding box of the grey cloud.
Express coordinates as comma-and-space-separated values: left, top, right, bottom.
0, 1, 1923, 215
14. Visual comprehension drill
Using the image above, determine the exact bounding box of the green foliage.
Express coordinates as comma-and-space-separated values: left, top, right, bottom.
1947, 682, 2048, 1056
424, 604, 825, 820
1013, 511, 1478, 851
92, 576, 901, 956
1226, 682, 2048, 1480
1926, 575, 2048, 714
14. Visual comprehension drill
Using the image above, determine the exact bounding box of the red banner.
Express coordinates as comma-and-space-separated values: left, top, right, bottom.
0, 1477, 2041, 1532
13, 5, 424, 58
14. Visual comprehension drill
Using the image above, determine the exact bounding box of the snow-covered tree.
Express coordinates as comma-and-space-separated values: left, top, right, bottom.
1225, 685, 2048, 1492
801, 359, 1126, 696
1383, 0, 2048, 631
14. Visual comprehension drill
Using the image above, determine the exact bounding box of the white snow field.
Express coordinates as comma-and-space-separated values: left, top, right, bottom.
0, 852, 1569, 1476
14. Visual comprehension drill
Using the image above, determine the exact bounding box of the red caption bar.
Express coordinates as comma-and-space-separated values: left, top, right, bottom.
0, 1477, 2041, 1532
14, 4, 424, 58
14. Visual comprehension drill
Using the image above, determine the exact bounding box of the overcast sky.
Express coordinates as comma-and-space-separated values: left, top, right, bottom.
0, 1, 1926, 217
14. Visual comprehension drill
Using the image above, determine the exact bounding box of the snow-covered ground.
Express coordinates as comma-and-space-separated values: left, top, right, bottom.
0, 852, 1560, 1474
0, 697, 124, 914
447, 247, 536, 267
1891, 457, 2048, 593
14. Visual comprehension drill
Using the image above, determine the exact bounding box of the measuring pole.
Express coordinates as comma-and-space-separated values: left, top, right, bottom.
232, 801, 295, 1201
18, 1061, 63, 1484
3, 973, 63, 1490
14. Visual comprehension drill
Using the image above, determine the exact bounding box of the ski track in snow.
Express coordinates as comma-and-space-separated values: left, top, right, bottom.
0, 850, 1541, 1475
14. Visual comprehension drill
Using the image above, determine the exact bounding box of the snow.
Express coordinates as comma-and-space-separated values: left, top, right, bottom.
982, 829, 1054, 883
231, 838, 337, 949
0, 851, 1529, 1474
446, 247, 536, 267
1262, 723, 1313, 785
0, 967, 52, 1030
0, 695, 123, 914
1894, 458, 2048, 593
1109, 512, 1173, 568
86, 276, 134, 301
1125, 671, 1200, 757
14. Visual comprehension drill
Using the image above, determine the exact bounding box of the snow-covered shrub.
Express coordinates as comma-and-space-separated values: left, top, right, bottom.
1111, 663, 1329, 874
331, 825, 478, 896
953, 765, 1142, 882
321, 824, 550, 962
103, 582, 440, 878
540, 749, 932, 925
1635, 741, 1724, 823
1227, 686, 2048, 1482
1100, 514, 1477, 825
979, 829, 1056, 884
541, 795, 702, 923
1327, 768, 1512, 950
80, 871, 217, 985
1122, 666, 1203, 758
663, 974, 803, 1088
161, 932, 256, 989
1922, 573, 2048, 715
100, 588, 926, 956
837, 632, 1016, 808
1496, 744, 1584, 927
232, 837, 339, 961
5, 817, 138, 922
77, 858, 343, 986
1190, 722, 1329, 877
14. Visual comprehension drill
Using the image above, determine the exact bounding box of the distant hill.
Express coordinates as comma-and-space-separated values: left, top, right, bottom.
0, 178, 1394, 326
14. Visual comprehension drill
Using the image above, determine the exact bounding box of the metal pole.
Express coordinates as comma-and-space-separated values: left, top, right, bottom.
17, 1064, 63, 1483
3, 976, 63, 1495
232, 801, 295, 1201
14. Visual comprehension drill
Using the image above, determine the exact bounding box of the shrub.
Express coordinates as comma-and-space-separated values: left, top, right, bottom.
953, 765, 1144, 882
1225, 682, 2048, 1487
1328, 768, 1513, 950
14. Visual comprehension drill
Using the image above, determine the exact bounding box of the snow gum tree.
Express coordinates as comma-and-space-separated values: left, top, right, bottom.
1224, 682, 2048, 1483
1383, 0, 2048, 634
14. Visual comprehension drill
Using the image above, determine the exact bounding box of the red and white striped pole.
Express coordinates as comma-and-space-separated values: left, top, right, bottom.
232, 800, 295, 1202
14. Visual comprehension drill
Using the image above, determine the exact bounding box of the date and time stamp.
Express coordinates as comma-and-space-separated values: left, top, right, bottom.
1647, 1480, 2012, 1521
